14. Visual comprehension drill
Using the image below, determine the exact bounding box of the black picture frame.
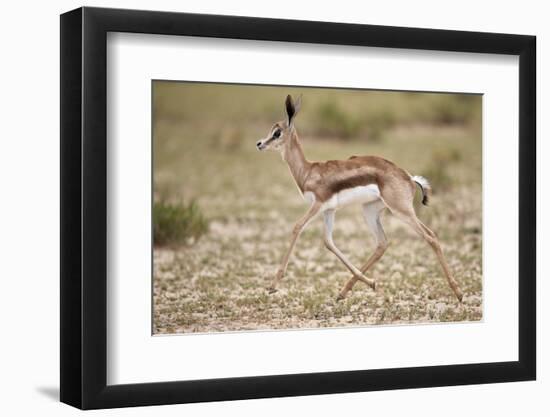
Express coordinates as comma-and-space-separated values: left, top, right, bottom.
60, 6, 536, 410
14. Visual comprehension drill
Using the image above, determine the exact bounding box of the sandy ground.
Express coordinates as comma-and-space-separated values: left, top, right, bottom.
153, 176, 482, 334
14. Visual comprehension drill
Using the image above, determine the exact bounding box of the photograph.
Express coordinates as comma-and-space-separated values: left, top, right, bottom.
0, 0, 541, 413
152, 81, 483, 334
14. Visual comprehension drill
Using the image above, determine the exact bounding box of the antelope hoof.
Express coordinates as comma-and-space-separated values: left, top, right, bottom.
336, 293, 346, 302
356, 273, 376, 291
266, 286, 278, 294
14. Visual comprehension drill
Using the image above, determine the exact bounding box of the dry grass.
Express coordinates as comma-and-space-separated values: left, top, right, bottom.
153, 84, 482, 334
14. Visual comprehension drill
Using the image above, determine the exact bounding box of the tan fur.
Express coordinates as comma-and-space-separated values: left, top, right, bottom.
258, 95, 463, 302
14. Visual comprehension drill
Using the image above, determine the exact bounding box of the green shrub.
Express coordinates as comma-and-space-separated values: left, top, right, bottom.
153, 200, 209, 246
365, 110, 396, 142
429, 95, 480, 126
315, 101, 361, 139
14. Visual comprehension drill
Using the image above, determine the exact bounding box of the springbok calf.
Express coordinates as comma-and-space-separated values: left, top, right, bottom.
256, 95, 463, 302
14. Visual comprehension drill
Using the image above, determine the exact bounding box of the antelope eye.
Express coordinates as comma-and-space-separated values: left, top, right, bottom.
273, 130, 281, 138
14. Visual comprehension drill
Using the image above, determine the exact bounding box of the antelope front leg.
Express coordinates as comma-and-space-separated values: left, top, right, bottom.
267, 202, 321, 293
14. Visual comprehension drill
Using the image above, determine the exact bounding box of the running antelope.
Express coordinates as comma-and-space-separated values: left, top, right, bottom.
255, 95, 463, 302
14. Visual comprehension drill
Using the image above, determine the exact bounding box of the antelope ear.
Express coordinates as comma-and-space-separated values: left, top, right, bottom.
286, 94, 302, 127
285, 95, 295, 126
293, 94, 302, 115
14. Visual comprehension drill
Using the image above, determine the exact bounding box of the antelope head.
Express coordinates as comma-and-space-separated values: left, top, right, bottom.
256, 94, 302, 152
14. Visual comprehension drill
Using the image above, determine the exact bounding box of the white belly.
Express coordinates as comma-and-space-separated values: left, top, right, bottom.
323, 185, 381, 210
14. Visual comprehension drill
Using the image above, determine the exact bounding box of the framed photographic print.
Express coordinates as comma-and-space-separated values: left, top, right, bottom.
60, 6, 536, 410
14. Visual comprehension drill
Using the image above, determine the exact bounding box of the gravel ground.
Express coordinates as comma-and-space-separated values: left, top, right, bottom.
153, 168, 482, 334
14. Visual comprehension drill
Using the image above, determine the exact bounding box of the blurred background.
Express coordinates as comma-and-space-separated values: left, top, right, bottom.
153, 81, 482, 334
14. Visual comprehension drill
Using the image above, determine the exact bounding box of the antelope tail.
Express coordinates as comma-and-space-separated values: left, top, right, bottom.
411, 175, 432, 206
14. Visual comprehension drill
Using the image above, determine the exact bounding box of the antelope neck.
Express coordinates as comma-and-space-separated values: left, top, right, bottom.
282, 130, 311, 193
